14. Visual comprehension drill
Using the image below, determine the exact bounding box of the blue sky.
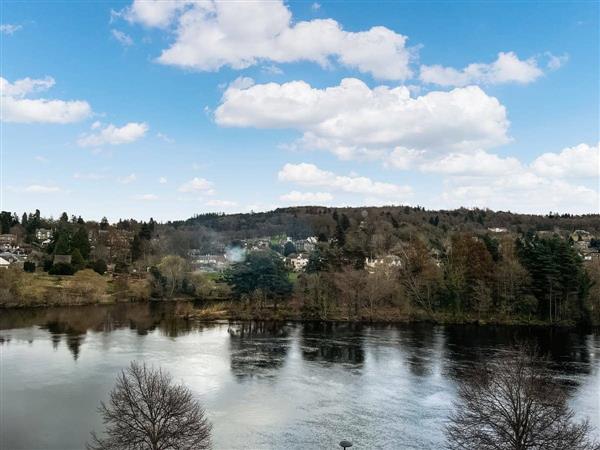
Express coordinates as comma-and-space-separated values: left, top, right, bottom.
1, 0, 598, 221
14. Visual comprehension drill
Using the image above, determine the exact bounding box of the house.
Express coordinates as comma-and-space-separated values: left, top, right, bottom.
35, 228, 53, 241
294, 236, 317, 253
0, 234, 17, 245
364, 255, 402, 274
287, 254, 309, 272
488, 227, 507, 233
0, 257, 9, 269
190, 254, 229, 272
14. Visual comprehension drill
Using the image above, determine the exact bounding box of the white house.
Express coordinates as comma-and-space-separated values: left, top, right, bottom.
0, 257, 10, 269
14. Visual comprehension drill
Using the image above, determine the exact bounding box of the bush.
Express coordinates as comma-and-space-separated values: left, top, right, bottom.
49, 262, 75, 276
89, 259, 107, 275
23, 261, 36, 273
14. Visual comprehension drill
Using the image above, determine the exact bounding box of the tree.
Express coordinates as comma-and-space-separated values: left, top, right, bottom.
88, 362, 212, 450
23, 261, 36, 273
225, 250, 292, 305
71, 248, 85, 271
158, 255, 188, 298
283, 241, 296, 256
90, 259, 107, 275
446, 346, 599, 450
71, 226, 91, 259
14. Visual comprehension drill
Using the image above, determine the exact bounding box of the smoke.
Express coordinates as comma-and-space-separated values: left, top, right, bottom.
225, 246, 246, 262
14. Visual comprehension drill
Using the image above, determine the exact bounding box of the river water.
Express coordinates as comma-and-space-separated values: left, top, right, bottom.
1, 303, 599, 449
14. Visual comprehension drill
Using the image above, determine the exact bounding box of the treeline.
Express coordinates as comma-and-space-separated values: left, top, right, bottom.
221, 209, 598, 326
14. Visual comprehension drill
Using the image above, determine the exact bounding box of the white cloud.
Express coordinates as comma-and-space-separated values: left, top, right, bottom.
77, 122, 148, 147
420, 52, 543, 87
311, 3, 321, 11
440, 174, 598, 215
435, 142, 600, 214
73, 172, 107, 180
123, 0, 413, 80
419, 150, 523, 176
530, 142, 599, 178
278, 163, 411, 199
133, 194, 159, 201
546, 52, 569, 70
156, 132, 174, 143
178, 177, 214, 193
280, 190, 333, 204
24, 184, 61, 194
158, 176, 168, 184
0, 76, 91, 124
118, 173, 137, 184
205, 199, 238, 208
111, 29, 134, 46
34, 155, 49, 163
216, 78, 509, 160
0, 24, 22, 35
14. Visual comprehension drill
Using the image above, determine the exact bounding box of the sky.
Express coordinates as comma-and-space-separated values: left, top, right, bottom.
1, 0, 599, 222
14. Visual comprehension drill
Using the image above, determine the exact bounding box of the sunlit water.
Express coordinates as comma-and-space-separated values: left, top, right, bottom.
1, 303, 599, 449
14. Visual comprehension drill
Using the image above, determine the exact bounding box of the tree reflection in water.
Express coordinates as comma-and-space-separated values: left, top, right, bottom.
300, 322, 365, 366
227, 321, 291, 380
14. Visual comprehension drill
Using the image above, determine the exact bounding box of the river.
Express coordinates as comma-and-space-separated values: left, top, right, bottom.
1, 303, 599, 449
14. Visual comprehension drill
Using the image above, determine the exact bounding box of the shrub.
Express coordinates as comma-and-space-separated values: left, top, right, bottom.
49, 262, 75, 276
23, 261, 36, 273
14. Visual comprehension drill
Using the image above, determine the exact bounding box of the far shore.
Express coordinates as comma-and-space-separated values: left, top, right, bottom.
2, 297, 596, 329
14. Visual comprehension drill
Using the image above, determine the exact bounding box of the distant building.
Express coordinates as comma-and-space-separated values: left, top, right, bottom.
287, 254, 309, 272
0, 257, 9, 269
488, 227, 508, 233
0, 234, 17, 245
190, 254, 229, 272
35, 228, 53, 241
365, 255, 402, 274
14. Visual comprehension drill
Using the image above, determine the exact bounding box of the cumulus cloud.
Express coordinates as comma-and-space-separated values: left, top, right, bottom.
216, 77, 509, 160
0, 76, 91, 123
440, 174, 598, 215
158, 176, 168, 184
123, 0, 413, 79
420, 52, 543, 87
419, 150, 523, 176
435, 142, 599, 214
178, 177, 214, 193
111, 29, 134, 46
0, 24, 22, 35
278, 163, 411, 199
118, 173, 137, 184
280, 190, 334, 204
530, 142, 598, 178
77, 122, 148, 147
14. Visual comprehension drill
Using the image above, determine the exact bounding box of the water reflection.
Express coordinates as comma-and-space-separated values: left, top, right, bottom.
1, 303, 598, 450
301, 322, 365, 365
227, 321, 291, 379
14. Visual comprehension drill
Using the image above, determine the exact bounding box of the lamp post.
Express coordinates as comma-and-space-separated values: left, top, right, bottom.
339, 440, 353, 449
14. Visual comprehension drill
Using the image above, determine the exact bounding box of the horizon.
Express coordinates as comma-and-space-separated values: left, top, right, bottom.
2, 1, 599, 221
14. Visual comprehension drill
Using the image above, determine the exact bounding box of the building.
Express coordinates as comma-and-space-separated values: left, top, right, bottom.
287, 254, 309, 272
0, 257, 9, 269
35, 228, 53, 241
488, 227, 508, 233
0, 234, 17, 246
364, 255, 402, 274
190, 254, 230, 273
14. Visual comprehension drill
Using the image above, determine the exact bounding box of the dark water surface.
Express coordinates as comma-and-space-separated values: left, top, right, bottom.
1, 303, 599, 449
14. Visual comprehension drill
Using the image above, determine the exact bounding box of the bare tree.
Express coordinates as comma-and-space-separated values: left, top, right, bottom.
446, 346, 599, 450
88, 362, 212, 450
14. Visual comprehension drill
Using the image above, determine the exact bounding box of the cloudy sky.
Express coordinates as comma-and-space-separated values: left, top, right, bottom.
1, 0, 598, 221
